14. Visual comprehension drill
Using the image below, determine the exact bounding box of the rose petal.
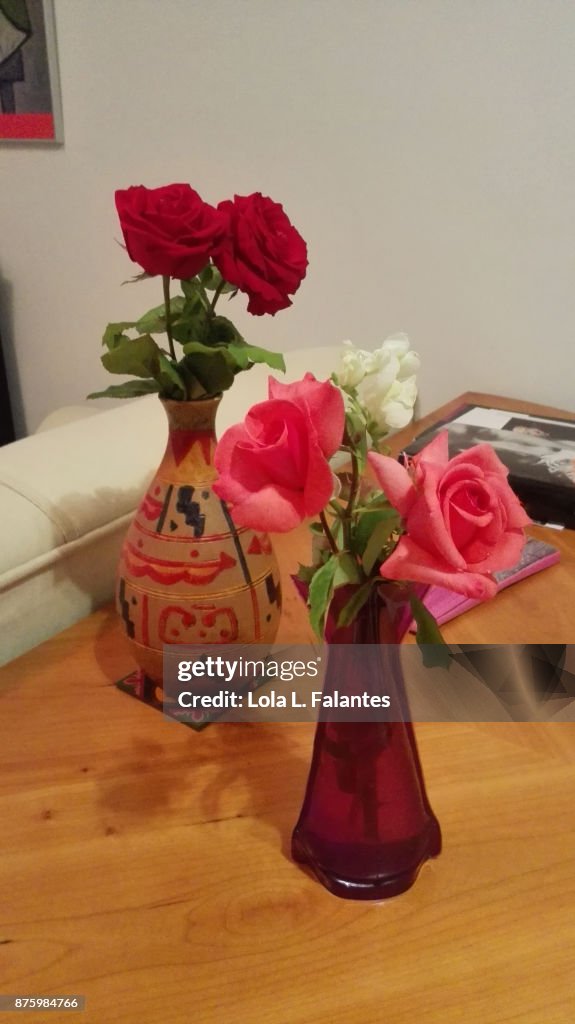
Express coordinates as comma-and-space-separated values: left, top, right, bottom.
214, 193, 307, 316
224, 484, 306, 532
461, 528, 527, 573
214, 384, 336, 532
115, 184, 226, 278
449, 443, 510, 480
414, 430, 450, 469
402, 488, 467, 570
367, 452, 415, 517
268, 374, 345, 457
380, 536, 498, 599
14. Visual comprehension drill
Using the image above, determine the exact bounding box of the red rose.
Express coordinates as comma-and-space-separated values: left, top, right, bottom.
115, 184, 226, 279
213, 374, 344, 531
214, 193, 308, 315
368, 432, 531, 599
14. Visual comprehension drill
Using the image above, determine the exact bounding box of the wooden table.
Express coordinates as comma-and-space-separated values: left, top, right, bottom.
1, 393, 574, 1024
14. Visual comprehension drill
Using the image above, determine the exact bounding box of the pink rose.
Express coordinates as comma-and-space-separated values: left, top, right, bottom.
368, 432, 531, 599
214, 373, 344, 531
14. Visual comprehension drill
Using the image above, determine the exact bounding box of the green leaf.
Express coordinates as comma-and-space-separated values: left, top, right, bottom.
296, 563, 317, 585
227, 341, 286, 373
345, 406, 367, 443
171, 305, 209, 345
309, 521, 327, 538
409, 594, 452, 669
333, 551, 363, 588
331, 516, 345, 547
135, 297, 185, 335
156, 353, 186, 399
100, 331, 187, 399
180, 277, 210, 311
337, 579, 376, 628
180, 277, 204, 299
207, 314, 242, 346
225, 342, 250, 369
308, 556, 338, 638
87, 380, 160, 400
363, 490, 392, 510
179, 349, 235, 397
198, 264, 237, 294
354, 508, 399, 559
182, 339, 230, 359
361, 514, 401, 575
102, 322, 136, 350
101, 334, 163, 379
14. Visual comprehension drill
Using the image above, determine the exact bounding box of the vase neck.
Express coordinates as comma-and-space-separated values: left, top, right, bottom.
326, 585, 407, 645
158, 397, 221, 485
161, 396, 221, 435
356, 587, 401, 644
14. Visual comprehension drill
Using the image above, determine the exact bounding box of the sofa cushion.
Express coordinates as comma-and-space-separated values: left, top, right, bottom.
0, 397, 167, 574
0, 483, 66, 576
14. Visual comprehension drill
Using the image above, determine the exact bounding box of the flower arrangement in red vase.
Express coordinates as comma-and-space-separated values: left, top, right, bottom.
214, 367, 531, 643
213, 365, 532, 899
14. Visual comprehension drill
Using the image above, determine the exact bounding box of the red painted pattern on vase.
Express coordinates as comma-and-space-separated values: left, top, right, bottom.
117, 397, 281, 683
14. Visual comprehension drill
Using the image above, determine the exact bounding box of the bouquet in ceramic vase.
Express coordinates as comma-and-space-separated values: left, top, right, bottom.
90, 183, 308, 684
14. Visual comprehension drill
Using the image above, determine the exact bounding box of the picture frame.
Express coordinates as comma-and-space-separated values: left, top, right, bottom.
0, 0, 63, 143
405, 403, 575, 528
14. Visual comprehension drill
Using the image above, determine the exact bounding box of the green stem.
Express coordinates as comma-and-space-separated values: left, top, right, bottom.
343, 449, 360, 549
319, 510, 339, 556
208, 279, 225, 319
162, 275, 177, 361
196, 276, 210, 310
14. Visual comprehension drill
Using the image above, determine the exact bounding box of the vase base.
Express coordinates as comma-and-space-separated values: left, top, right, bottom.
291, 823, 442, 901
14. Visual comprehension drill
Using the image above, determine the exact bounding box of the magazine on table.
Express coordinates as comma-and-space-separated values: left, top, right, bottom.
408, 537, 560, 630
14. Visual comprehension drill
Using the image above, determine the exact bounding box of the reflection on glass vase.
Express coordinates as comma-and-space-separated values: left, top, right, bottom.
291, 587, 442, 900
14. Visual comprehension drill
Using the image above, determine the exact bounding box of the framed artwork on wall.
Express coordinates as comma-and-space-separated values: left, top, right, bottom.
0, 0, 63, 143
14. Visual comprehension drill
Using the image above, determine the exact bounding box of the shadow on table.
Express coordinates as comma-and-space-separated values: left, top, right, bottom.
91, 604, 314, 860
191, 722, 313, 860
94, 721, 313, 862
91, 614, 312, 860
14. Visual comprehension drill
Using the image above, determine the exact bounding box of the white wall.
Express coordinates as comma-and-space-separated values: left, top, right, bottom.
1, 0, 574, 436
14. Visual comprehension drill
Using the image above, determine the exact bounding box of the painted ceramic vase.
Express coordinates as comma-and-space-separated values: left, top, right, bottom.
117, 397, 281, 684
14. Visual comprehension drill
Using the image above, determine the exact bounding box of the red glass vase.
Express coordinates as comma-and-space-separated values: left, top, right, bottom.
291, 587, 441, 900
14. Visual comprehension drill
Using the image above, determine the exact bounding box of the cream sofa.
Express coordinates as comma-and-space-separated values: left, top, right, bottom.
0, 346, 340, 666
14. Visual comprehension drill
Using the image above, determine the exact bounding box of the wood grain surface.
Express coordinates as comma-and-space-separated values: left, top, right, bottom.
0, 395, 574, 1024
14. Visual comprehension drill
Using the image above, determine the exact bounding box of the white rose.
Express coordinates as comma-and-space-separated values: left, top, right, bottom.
370, 334, 421, 379
378, 377, 419, 429
337, 340, 373, 387
356, 334, 420, 432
